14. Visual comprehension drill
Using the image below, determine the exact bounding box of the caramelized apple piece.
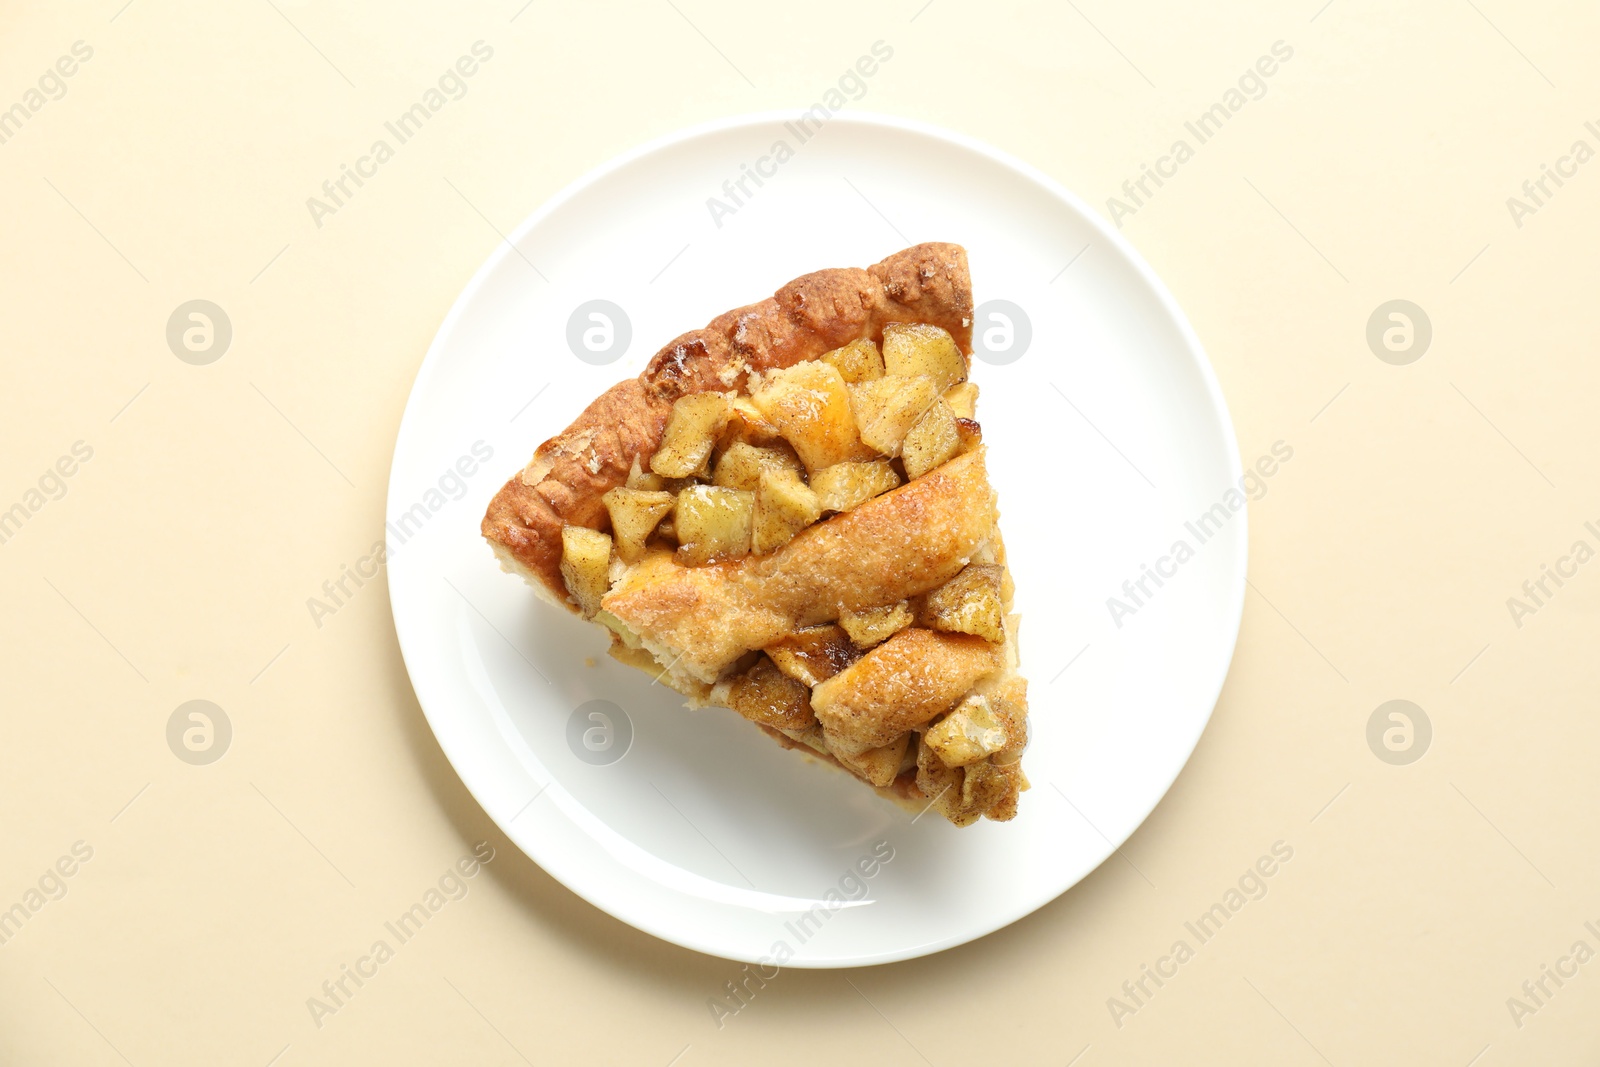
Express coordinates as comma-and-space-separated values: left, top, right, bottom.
925, 693, 1012, 768
820, 338, 885, 384
944, 381, 978, 420
601, 487, 674, 563
673, 485, 753, 565
711, 655, 816, 731
713, 440, 803, 491
960, 759, 1026, 820
751, 469, 821, 554
559, 525, 612, 617
764, 624, 861, 687
809, 460, 901, 514
839, 601, 914, 648
984, 676, 1030, 766
921, 563, 1005, 643
849, 375, 940, 457
651, 393, 730, 478
882, 322, 966, 391
901, 398, 960, 479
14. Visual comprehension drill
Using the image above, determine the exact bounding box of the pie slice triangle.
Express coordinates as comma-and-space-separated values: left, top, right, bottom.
482, 243, 1030, 826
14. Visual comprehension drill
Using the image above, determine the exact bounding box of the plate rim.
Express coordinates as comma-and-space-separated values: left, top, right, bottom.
386, 109, 1249, 967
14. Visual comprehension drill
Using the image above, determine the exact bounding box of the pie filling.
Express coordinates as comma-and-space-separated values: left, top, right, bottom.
551, 322, 1030, 826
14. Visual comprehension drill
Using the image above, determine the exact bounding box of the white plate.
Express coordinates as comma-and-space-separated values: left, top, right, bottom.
387, 113, 1246, 967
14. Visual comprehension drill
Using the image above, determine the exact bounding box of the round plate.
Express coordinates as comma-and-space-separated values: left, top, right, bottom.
387, 112, 1246, 967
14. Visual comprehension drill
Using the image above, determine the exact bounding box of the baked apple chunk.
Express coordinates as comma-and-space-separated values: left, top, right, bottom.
481, 244, 1031, 826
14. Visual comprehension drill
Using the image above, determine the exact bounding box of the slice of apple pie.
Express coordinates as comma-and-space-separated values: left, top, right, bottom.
482, 243, 1029, 825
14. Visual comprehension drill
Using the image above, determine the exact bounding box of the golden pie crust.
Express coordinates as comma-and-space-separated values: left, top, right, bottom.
482, 244, 1032, 826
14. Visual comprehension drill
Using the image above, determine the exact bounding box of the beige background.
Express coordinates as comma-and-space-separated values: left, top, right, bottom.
2, 0, 1597, 1063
